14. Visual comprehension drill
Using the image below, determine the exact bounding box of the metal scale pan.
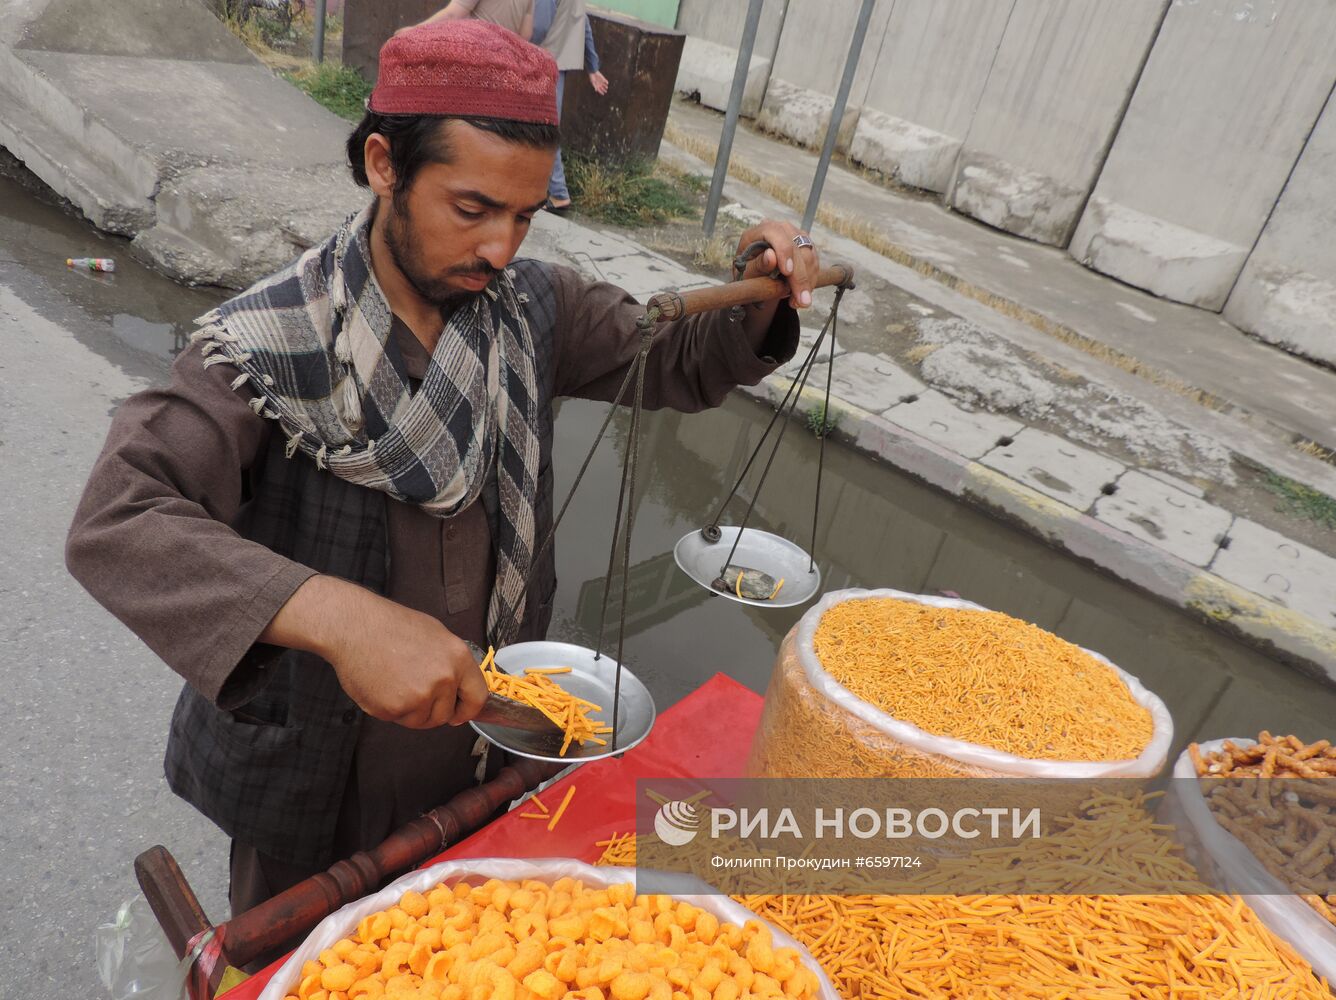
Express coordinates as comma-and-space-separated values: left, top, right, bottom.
470, 640, 655, 763
674, 526, 821, 609
651, 265, 852, 615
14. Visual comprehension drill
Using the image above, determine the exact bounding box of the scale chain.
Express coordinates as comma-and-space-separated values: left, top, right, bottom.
610, 327, 654, 749
591, 318, 657, 749
705, 304, 836, 535
490, 350, 644, 647
808, 287, 843, 573
716, 294, 842, 581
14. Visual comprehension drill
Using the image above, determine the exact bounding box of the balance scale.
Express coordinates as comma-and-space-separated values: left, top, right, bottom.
473, 247, 855, 761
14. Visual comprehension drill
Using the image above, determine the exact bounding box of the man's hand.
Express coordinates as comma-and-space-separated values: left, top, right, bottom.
589, 71, 610, 96
736, 220, 821, 311
261, 575, 489, 729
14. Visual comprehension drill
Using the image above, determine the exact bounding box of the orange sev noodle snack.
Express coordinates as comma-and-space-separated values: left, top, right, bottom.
749, 591, 1164, 779
480, 648, 614, 756
594, 794, 1332, 999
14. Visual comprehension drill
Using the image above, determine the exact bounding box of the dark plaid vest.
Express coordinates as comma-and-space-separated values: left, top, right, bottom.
164, 261, 560, 868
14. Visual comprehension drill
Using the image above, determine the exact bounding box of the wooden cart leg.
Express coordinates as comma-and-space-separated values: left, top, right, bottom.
133, 755, 563, 995
218, 756, 562, 973
134, 844, 213, 959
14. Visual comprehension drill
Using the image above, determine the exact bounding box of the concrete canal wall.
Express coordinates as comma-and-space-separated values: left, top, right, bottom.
670, 0, 1336, 365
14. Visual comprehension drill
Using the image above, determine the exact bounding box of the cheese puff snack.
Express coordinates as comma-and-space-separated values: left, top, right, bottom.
281, 877, 820, 1000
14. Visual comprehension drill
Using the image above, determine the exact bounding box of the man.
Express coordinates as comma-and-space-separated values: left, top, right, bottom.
420, 0, 533, 40
531, 0, 607, 212
66, 20, 819, 927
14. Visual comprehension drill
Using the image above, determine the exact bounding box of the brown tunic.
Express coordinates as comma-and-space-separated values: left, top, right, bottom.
66, 262, 796, 922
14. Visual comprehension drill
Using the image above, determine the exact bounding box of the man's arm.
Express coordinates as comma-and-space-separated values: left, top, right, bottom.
259, 575, 486, 728
66, 345, 485, 727
66, 344, 314, 708
520, 0, 534, 39
552, 220, 819, 408
583, 16, 600, 73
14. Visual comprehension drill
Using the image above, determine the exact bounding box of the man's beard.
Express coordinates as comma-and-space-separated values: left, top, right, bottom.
383, 190, 495, 308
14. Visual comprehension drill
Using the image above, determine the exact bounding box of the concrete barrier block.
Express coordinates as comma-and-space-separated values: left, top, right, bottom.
1225, 265, 1336, 366
1069, 196, 1249, 312
854, 0, 1013, 193
949, 152, 1088, 246
674, 0, 788, 69
673, 36, 770, 118
847, 107, 960, 192
756, 77, 860, 152
1070, 0, 1336, 310
1225, 87, 1336, 366
947, 0, 1168, 248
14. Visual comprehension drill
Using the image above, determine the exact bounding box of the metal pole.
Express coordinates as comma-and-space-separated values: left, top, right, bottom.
702, 0, 765, 238
312, 0, 328, 63
801, 0, 876, 232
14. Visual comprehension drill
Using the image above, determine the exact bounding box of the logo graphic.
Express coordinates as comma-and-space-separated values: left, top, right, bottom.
653, 799, 702, 846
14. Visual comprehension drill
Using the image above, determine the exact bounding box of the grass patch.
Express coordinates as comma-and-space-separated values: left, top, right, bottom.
1264, 471, 1336, 529
285, 62, 372, 121
566, 156, 698, 226
1294, 438, 1336, 463
805, 403, 842, 439
691, 234, 737, 271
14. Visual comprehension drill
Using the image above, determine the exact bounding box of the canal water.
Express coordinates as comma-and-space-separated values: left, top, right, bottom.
9, 168, 1333, 764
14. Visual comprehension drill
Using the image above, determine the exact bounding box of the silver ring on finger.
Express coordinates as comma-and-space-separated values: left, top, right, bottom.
792, 233, 815, 249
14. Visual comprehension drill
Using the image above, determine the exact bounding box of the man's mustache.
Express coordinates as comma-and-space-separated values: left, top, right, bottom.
448, 261, 496, 278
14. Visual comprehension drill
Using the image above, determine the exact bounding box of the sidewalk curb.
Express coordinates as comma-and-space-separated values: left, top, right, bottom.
742, 376, 1336, 686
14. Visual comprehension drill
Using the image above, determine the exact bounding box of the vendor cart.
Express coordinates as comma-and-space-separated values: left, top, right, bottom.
136, 674, 762, 999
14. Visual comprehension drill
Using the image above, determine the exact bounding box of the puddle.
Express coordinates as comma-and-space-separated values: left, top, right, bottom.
0, 169, 221, 369
547, 395, 1336, 754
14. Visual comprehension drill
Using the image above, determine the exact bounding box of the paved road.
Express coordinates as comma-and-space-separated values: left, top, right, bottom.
0, 187, 230, 998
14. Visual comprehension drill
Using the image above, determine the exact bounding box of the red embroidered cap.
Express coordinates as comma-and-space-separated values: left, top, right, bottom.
369, 19, 559, 125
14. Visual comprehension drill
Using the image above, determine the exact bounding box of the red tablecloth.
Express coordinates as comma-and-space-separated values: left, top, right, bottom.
222, 673, 763, 999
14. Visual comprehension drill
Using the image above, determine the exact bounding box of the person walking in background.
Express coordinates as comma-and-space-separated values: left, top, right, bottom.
532, 0, 608, 213
419, 0, 534, 39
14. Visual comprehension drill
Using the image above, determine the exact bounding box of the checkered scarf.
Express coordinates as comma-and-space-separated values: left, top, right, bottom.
192, 204, 541, 644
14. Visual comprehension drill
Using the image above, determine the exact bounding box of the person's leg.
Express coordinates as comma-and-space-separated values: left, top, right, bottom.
548, 71, 570, 208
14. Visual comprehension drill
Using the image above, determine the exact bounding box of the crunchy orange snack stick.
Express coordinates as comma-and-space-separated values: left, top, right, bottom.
480, 647, 612, 755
